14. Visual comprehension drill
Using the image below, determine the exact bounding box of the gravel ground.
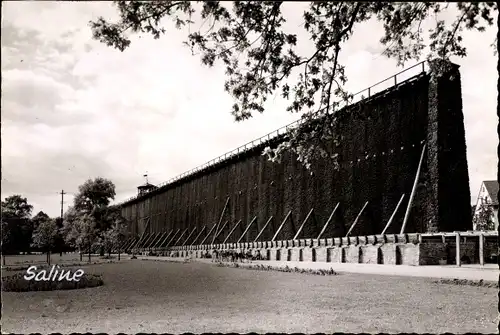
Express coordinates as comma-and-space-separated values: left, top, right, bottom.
2, 260, 497, 334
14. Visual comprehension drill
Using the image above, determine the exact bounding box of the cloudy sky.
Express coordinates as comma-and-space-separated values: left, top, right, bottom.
1, 2, 497, 218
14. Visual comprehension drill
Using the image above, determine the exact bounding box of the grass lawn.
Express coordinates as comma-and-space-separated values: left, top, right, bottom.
2, 259, 497, 333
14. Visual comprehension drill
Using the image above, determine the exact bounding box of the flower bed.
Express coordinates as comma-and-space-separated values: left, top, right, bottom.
2, 271, 104, 292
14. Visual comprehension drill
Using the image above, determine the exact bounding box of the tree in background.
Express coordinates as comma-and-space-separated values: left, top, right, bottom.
31, 217, 59, 265
31, 211, 50, 232
2, 195, 33, 219
90, 2, 497, 170
1, 220, 10, 265
473, 198, 495, 231
108, 213, 129, 261
62, 177, 117, 257
1, 195, 34, 253
64, 213, 99, 263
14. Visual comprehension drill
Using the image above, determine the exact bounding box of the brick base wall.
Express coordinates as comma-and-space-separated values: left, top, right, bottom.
380, 244, 397, 265
360, 245, 380, 264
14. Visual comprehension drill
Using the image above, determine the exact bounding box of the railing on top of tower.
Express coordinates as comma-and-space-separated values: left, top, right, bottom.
118, 60, 427, 206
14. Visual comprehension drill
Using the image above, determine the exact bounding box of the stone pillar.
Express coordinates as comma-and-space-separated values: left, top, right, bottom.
426, 59, 472, 232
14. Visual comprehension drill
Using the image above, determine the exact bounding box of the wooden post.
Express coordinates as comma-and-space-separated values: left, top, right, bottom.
146, 232, 162, 249
137, 233, 152, 250
122, 238, 135, 250
200, 223, 219, 245
400, 144, 426, 234
346, 201, 369, 237
211, 197, 231, 245
293, 208, 314, 240
317, 203, 340, 239
223, 220, 242, 244
254, 216, 273, 242
455, 232, 461, 267
158, 230, 174, 248
237, 216, 257, 243
131, 217, 151, 250
190, 226, 206, 246
174, 228, 189, 246
182, 227, 197, 246
142, 232, 157, 249
149, 232, 165, 249
479, 233, 484, 266
382, 194, 405, 234
272, 211, 292, 242
213, 220, 230, 243
165, 229, 180, 248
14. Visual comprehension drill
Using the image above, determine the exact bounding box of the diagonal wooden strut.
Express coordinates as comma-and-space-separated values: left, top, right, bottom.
254, 216, 273, 242
200, 223, 219, 245
401, 144, 426, 234
293, 208, 314, 240
157, 230, 173, 248
317, 203, 340, 239
131, 217, 151, 250
147, 232, 162, 248
271, 210, 292, 242
237, 216, 257, 243
346, 201, 369, 237
213, 220, 230, 243
382, 194, 405, 234
174, 228, 189, 246
211, 197, 231, 245
222, 220, 242, 244
164, 229, 180, 248
190, 226, 207, 246
182, 227, 197, 246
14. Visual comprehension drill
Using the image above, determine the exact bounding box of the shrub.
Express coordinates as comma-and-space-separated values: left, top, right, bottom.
2, 271, 104, 292
215, 262, 339, 276
435, 278, 498, 288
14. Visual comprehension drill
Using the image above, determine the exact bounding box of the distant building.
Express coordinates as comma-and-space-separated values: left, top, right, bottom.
473, 180, 499, 231
137, 182, 157, 196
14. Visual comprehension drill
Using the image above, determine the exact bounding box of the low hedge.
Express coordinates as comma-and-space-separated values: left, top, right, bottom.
435, 278, 498, 288
216, 262, 339, 276
2, 271, 104, 292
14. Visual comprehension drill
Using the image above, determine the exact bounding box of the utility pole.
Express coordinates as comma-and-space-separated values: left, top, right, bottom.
60, 190, 65, 220
59, 190, 65, 257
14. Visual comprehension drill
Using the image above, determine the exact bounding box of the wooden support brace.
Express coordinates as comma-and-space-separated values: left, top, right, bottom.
223, 220, 242, 244
182, 227, 197, 246
254, 216, 273, 242
174, 228, 189, 246
382, 194, 405, 234
120, 237, 134, 250
213, 220, 230, 243
272, 211, 292, 242
317, 203, 340, 239
165, 229, 180, 248
127, 237, 139, 250
200, 223, 219, 245
152, 232, 168, 249
237, 216, 257, 243
190, 226, 206, 246
145, 232, 161, 249
135, 233, 151, 249
158, 230, 174, 248
132, 217, 151, 250
142, 233, 156, 249
211, 197, 231, 245
149, 232, 164, 248
346, 201, 369, 237
401, 144, 426, 234
293, 208, 314, 240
